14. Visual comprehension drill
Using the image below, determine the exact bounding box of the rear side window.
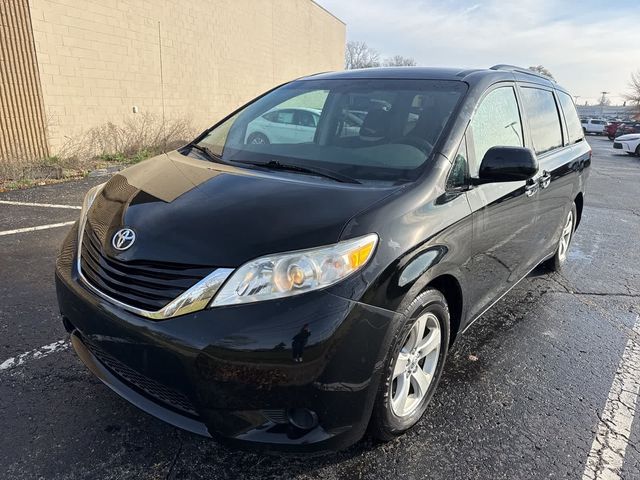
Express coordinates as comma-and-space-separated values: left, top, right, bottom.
520, 87, 563, 154
469, 86, 523, 177
557, 91, 584, 144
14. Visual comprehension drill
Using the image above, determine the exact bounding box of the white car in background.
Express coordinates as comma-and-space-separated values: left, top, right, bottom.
581, 118, 607, 135
246, 107, 321, 144
613, 134, 640, 156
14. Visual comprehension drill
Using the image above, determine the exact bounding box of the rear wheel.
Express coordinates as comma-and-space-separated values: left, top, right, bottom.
544, 202, 577, 272
369, 289, 449, 441
247, 132, 269, 145
635, 145, 640, 157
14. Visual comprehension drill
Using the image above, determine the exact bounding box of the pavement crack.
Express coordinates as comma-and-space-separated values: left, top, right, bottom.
165, 435, 183, 480
572, 292, 640, 298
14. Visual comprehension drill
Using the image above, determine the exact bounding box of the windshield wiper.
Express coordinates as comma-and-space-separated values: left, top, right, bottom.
188, 143, 227, 164
237, 159, 361, 184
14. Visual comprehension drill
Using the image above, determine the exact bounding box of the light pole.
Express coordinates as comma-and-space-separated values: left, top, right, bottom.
599, 91, 610, 118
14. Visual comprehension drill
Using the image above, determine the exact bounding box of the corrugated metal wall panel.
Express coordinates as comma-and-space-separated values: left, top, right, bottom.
0, 0, 49, 162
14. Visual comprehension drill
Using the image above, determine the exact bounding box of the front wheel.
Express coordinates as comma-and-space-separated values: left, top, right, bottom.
544, 202, 577, 272
369, 289, 450, 441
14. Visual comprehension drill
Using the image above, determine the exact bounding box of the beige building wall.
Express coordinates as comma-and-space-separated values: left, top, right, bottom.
28, 0, 345, 153
0, 0, 49, 161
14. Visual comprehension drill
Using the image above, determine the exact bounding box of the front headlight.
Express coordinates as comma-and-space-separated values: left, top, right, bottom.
211, 233, 378, 307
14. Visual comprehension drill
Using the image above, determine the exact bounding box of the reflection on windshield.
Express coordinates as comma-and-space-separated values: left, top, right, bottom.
196, 79, 467, 183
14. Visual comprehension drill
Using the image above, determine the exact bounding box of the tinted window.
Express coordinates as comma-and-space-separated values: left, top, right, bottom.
275, 110, 295, 124
469, 87, 523, 176
557, 91, 584, 144
197, 79, 467, 183
263, 111, 278, 122
520, 87, 563, 154
295, 110, 318, 127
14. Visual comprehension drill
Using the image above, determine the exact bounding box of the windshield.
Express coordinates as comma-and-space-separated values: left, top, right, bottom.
194, 78, 467, 183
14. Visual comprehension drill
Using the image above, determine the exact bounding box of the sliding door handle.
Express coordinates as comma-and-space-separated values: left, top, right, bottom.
539, 171, 551, 189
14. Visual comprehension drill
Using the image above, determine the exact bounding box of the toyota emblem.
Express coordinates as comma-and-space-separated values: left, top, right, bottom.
112, 228, 136, 251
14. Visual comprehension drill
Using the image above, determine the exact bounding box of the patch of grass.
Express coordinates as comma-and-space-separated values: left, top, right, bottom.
3, 178, 35, 190
130, 148, 154, 164
98, 152, 127, 163
97, 148, 155, 165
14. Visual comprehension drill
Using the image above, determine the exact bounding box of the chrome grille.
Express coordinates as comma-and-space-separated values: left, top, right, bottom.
80, 223, 213, 312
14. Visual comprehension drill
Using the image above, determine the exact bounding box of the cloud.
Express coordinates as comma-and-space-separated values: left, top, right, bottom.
317, 0, 639, 104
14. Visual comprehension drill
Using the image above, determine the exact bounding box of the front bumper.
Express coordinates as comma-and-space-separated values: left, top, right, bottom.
55, 224, 399, 453
613, 141, 637, 153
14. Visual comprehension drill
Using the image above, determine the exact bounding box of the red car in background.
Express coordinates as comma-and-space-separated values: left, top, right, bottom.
605, 121, 625, 140
615, 122, 640, 138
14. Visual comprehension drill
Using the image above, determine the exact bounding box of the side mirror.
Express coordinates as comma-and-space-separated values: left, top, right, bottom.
477, 146, 538, 183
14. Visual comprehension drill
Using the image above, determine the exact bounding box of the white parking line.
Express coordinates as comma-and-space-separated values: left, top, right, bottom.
0, 340, 70, 372
0, 200, 81, 209
582, 314, 640, 480
0, 221, 75, 236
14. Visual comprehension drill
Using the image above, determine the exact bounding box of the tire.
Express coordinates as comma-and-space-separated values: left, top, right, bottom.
369, 288, 450, 442
636, 145, 640, 157
544, 202, 577, 272
247, 132, 269, 145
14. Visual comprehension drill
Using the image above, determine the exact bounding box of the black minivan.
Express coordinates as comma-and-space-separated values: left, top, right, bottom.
55, 65, 591, 453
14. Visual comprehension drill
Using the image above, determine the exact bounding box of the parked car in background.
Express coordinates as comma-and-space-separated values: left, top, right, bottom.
615, 122, 640, 138
56, 65, 591, 453
605, 121, 625, 140
581, 118, 607, 135
613, 134, 640, 156
246, 107, 321, 144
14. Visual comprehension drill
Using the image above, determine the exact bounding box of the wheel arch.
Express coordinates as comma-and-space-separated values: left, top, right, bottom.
426, 274, 463, 346
574, 192, 584, 230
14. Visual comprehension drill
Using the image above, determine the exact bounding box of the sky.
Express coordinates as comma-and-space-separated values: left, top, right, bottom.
316, 0, 640, 105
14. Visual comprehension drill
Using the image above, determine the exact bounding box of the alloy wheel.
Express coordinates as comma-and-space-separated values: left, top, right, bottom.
558, 210, 574, 263
390, 312, 441, 418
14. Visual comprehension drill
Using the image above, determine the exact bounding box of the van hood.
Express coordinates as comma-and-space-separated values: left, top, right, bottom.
86, 151, 395, 267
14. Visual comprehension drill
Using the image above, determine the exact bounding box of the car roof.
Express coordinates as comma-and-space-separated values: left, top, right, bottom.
301, 65, 565, 93
268, 107, 321, 114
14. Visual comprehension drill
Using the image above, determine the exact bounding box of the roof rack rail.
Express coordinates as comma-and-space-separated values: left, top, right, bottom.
489, 64, 555, 82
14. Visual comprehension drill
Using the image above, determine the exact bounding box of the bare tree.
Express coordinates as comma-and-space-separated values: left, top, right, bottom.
345, 41, 380, 69
383, 55, 417, 67
623, 70, 640, 114
598, 92, 611, 107
528, 65, 555, 80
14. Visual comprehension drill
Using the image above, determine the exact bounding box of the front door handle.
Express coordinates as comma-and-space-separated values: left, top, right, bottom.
525, 178, 538, 197
539, 171, 551, 189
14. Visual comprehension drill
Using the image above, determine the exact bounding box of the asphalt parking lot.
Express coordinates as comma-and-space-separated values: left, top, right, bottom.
1, 136, 639, 479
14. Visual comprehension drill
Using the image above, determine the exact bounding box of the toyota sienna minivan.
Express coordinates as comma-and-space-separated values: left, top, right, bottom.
55, 65, 591, 453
